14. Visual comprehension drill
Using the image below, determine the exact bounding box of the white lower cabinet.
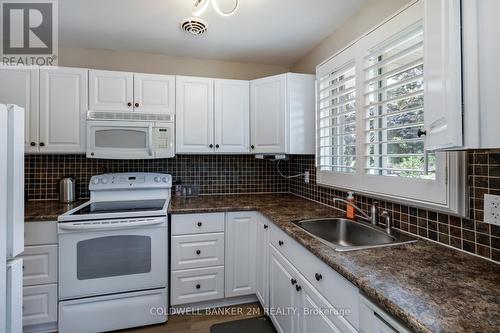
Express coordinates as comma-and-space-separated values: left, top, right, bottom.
255, 214, 270, 308
170, 266, 225, 305
225, 212, 257, 297
23, 221, 59, 333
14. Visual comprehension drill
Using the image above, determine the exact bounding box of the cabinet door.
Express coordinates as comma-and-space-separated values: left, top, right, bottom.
89, 70, 133, 111
225, 212, 257, 298
250, 74, 287, 153
175, 76, 214, 153
255, 215, 270, 308
133, 73, 175, 113
214, 79, 250, 153
0, 66, 39, 152
423, 0, 463, 149
39, 67, 88, 153
269, 245, 299, 333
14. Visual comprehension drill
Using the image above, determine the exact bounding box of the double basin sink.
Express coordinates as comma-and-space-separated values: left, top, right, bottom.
293, 218, 417, 252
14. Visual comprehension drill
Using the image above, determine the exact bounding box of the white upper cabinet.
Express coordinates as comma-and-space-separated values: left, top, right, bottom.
176, 76, 250, 154
423, 0, 463, 150
89, 70, 175, 113
39, 67, 88, 153
176, 76, 214, 153
214, 79, 250, 153
133, 73, 175, 113
0, 66, 39, 152
89, 70, 133, 112
250, 73, 315, 154
424, 0, 500, 149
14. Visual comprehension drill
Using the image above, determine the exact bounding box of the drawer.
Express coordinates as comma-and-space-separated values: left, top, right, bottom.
170, 266, 224, 305
270, 223, 359, 329
23, 284, 58, 327
171, 213, 224, 235
21, 245, 58, 286
25, 221, 57, 246
171, 233, 224, 270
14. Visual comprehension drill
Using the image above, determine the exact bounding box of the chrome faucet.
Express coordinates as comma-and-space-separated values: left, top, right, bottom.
332, 198, 392, 235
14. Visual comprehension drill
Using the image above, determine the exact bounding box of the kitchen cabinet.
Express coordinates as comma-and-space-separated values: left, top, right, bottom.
269, 245, 300, 333
176, 76, 250, 153
0, 66, 87, 154
0, 66, 39, 152
255, 214, 270, 308
423, 0, 500, 149
89, 70, 174, 113
225, 212, 257, 298
250, 73, 315, 154
175, 76, 214, 153
39, 67, 88, 153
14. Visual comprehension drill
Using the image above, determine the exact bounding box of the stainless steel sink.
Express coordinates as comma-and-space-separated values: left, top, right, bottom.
293, 218, 417, 252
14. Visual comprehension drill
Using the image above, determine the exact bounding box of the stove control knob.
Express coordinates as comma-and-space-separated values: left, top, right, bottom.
92, 178, 100, 185
154, 176, 161, 183
162, 177, 167, 183
100, 177, 109, 184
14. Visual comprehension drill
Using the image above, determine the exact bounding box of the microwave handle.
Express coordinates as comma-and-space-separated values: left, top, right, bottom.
148, 124, 154, 157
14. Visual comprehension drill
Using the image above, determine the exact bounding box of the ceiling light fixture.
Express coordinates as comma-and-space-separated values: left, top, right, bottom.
192, 0, 239, 17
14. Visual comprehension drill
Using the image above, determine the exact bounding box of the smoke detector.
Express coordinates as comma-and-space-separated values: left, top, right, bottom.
181, 17, 208, 36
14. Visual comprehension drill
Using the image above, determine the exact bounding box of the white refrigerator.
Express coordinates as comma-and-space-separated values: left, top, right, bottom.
0, 104, 25, 333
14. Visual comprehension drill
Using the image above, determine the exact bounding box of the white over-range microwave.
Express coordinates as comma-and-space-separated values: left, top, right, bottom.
86, 111, 175, 159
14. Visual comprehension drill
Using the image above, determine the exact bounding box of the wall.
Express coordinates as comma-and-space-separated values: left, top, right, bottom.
58, 47, 288, 80
287, 152, 500, 263
25, 155, 288, 200
290, 0, 412, 74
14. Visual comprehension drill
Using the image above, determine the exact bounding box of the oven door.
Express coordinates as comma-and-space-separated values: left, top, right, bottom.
86, 120, 154, 159
58, 217, 168, 300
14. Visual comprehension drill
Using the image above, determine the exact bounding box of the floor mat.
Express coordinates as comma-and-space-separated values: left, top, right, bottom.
210, 316, 277, 333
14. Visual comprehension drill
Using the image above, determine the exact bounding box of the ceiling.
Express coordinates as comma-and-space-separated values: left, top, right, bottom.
59, 0, 367, 66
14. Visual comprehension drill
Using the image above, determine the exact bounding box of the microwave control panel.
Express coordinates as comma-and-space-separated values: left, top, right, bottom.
153, 127, 171, 149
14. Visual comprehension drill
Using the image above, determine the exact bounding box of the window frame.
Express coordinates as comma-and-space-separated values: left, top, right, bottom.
315, 0, 466, 214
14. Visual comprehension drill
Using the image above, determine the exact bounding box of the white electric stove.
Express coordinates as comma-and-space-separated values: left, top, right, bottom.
57, 173, 171, 333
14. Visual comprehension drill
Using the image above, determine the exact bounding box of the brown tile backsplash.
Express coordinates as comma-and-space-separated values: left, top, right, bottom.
287, 151, 500, 263
25, 150, 500, 263
25, 154, 289, 200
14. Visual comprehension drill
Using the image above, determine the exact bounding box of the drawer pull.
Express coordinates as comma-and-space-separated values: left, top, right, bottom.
290, 278, 297, 285
196, 284, 201, 290
197, 222, 202, 227
278, 240, 284, 246
295, 285, 302, 292
315, 273, 323, 281
196, 249, 201, 255
263, 224, 268, 229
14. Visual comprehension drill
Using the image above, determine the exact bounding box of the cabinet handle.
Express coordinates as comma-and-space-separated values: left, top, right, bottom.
127, 102, 132, 107
296, 285, 302, 292
209, 144, 214, 148
39, 142, 45, 147
196, 249, 201, 255
417, 129, 427, 137
278, 240, 284, 246
315, 273, 323, 281
30, 142, 36, 147
196, 284, 201, 290
263, 224, 268, 229
215, 144, 220, 148
290, 278, 297, 285
197, 221, 202, 227
250, 145, 255, 149
135, 102, 139, 108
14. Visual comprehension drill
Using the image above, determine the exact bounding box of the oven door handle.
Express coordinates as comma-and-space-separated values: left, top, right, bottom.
59, 219, 164, 231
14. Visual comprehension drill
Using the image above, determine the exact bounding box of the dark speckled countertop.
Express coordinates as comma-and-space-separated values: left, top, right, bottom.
169, 194, 500, 333
25, 200, 83, 222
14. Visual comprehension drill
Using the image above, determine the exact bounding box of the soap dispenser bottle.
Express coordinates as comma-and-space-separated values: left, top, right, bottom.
346, 191, 355, 219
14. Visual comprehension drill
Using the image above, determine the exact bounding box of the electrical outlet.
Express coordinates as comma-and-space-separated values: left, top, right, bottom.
304, 171, 310, 184
484, 194, 500, 226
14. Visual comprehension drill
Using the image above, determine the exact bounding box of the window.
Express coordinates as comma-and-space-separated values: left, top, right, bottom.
316, 1, 464, 213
